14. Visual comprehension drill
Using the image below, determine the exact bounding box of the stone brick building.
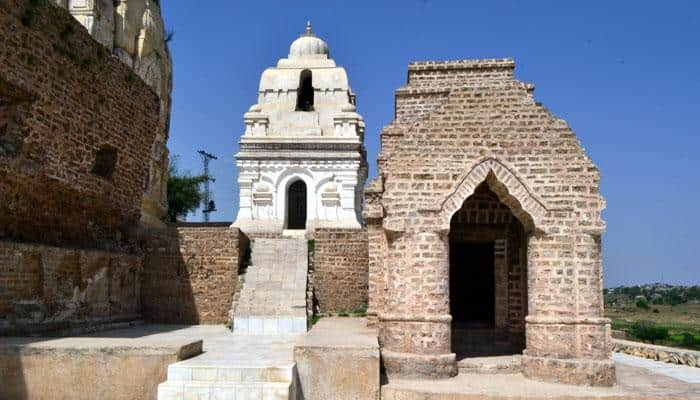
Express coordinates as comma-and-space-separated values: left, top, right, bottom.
0, 0, 163, 332
364, 59, 614, 386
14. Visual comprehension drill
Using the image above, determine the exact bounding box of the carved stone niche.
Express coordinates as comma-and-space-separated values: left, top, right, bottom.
320, 182, 341, 207
332, 108, 363, 137
244, 105, 269, 136
252, 181, 274, 219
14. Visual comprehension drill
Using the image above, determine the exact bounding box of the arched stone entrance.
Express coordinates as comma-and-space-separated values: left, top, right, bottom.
373, 160, 614, 385
449, 182, 527, 359
366, 60, 615, 386
286, 180, 307, 229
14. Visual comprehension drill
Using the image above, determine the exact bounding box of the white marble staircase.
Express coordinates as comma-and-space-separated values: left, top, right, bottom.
157, 333, 300, 400
158, 363, 295, 400
232, 237, 308, 334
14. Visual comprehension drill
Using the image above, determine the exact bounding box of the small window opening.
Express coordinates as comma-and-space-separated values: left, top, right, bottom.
295, 69, 314, 111
0, 83, 32, 158
92, 146, 118, 180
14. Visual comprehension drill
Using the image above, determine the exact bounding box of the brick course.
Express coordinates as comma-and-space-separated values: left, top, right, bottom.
313, 228, 368, 313
141, 225, 247, 324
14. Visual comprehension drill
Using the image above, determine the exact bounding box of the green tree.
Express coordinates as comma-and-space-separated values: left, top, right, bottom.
166, 156, 208, 223
664, 290, 687, 306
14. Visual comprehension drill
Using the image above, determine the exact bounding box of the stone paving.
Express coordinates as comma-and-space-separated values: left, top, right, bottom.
232, 238, 308, 334
614, 352, 700, 384
382, 362, 700, 399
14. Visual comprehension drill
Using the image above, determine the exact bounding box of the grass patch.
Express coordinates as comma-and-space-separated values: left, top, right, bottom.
606, 302, 700, 351
310, 315, 321, 326
350, 306, 367, 317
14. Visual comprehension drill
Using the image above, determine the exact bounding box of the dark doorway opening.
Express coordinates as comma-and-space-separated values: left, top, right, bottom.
287, 180, 307, 229
448, 182, 528, 360
296, 69, 314, 111
450, 242, 495, 328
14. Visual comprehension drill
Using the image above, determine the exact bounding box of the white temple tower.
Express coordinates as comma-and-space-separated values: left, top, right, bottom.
233, 23, 367, 234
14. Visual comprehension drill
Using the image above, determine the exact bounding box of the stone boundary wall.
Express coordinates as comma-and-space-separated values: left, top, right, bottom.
0, 240, 141, 335
313, 228, 368, 313
0, 0, 161, 249
141, 225, 247, 324
612, 338, 700, 368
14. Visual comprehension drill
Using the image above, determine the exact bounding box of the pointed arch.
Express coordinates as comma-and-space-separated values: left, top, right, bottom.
438, 158, 548, 233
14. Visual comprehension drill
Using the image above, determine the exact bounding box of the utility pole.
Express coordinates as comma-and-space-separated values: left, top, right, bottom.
197, 150, 218, 222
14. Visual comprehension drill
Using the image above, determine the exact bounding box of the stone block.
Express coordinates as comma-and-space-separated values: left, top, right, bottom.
294, 317, 380, 400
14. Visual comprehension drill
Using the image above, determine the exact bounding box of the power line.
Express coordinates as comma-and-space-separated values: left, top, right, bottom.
197, 150, 218, 222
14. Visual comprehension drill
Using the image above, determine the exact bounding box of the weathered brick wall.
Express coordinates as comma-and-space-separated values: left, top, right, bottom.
394, 90, 448, 124
0, 0, 161, 248
0, 240, 141, 335
141, 225, 247, 324
406, 59, 515, 87
313, 228, 368, 313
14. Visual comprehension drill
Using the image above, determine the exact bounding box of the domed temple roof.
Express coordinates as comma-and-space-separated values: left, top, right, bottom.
289, 22, 329, 59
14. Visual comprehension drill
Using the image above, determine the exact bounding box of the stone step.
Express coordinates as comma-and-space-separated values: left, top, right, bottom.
157, 380, 292, 400
167, 363, 295, 383
232, 237, 309, 334
233, 316, 306, 334
281, 229, 307, 238
457, 355, 522, 374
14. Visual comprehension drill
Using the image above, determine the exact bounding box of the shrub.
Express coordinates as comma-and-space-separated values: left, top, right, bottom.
680, 333, 696, 347
635, 298, 650, 310
350, 306, 367, 317
630, 320, 668, 343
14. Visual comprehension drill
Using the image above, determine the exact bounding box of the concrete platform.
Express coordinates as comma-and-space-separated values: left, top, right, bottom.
614, 352, 700, 384
0, 324, 205, 400
294, 317, 380, 400
382, 359, 700, 399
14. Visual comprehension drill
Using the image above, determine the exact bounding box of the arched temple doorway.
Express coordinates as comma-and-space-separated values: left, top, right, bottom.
449, 182, 528, 359
286, 180, 307, 229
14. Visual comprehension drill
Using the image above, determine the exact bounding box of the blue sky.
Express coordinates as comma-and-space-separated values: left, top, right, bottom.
161, 1, 699, 287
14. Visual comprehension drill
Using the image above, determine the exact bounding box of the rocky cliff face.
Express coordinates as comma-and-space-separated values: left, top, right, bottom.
51, 0, 172, 226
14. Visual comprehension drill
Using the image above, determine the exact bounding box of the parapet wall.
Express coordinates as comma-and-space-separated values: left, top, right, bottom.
141, 225, 247, 324
313, 228, 368, 313
0, 0, 161, 248
0, 240, 142, 335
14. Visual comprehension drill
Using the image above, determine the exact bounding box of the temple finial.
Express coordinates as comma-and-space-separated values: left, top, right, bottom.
306, 21, 312, 34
